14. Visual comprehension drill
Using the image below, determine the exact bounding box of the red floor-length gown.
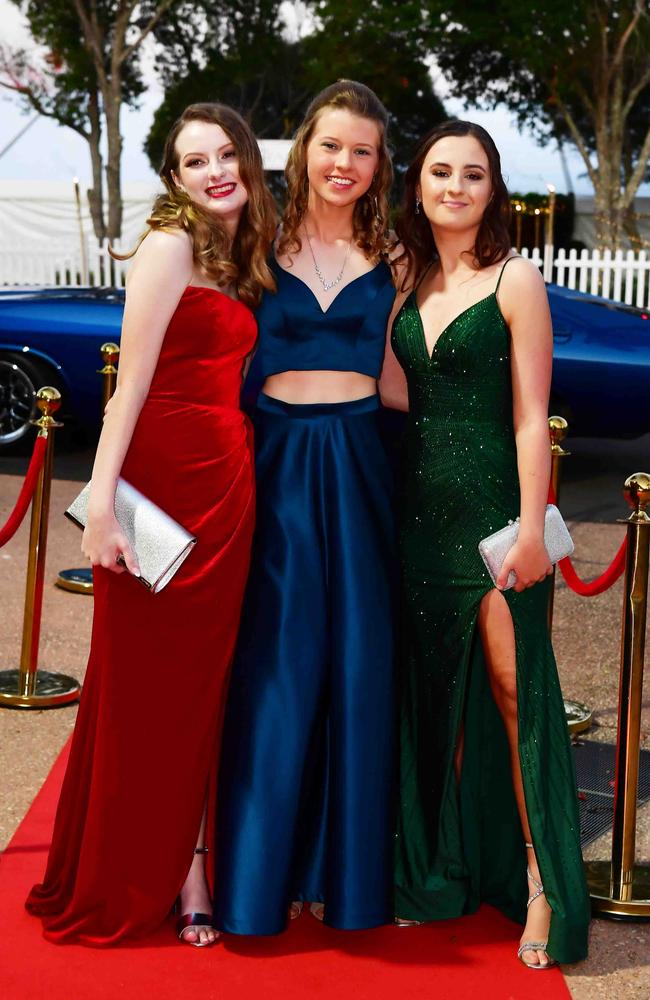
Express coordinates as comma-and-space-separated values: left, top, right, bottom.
26, 286, 256, 945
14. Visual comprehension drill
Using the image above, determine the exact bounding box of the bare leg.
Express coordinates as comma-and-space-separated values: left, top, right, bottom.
477, 589, 552, 968
178, 801, 219, 946
453, 725, 465, 783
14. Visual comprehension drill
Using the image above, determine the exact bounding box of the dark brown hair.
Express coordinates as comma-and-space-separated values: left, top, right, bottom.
113, 103, 277, 307
394, 120, 511, 289
278, 80, 393, 263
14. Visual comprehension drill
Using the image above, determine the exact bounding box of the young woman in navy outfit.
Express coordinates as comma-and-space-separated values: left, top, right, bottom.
213, 81, 397, 934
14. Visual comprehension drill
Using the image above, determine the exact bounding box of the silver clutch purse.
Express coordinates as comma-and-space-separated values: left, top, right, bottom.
65, 477, 197, 593
478, 503, 574, 590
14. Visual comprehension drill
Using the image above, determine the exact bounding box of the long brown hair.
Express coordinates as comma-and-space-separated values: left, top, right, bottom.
113, 103, 277, 307
394, 120, 511, 289
278, 80, 393, 263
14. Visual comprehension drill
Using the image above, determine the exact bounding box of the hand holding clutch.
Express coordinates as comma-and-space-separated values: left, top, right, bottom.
495, 535, 552, 591
80, 505, 140, 577
478, 504, 574, 592
66, 478, 197, 593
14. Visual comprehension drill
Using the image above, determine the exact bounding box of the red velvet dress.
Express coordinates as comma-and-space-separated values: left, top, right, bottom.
26, 287, 256, 945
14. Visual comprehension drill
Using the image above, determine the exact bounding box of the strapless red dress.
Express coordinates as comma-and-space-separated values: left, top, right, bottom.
26, 287, 256, 945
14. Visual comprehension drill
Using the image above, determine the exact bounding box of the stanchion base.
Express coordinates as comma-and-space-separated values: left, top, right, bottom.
55, 567, 93, 594
0, 670, 81, 709
586, 860, 650, 920
564, 699, 593, 734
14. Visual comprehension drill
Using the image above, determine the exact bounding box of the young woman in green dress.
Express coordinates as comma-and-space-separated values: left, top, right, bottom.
380, 121, 590, 968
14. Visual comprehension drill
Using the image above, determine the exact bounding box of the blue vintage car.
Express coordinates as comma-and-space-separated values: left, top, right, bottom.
548, 284, 650, 437
0, 287, 125, 447
0, 283, 648, 449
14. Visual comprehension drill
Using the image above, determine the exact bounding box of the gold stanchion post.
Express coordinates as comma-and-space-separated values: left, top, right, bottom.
548, 416, 570, 634
547, 416, 593, 734
0, 388, 81, 708
55, 342, 120, 594
99, 342, 119, 413
586, 472, 650, 919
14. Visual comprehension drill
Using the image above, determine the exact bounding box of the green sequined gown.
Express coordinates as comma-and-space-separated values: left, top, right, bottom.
391, 269, 590, 965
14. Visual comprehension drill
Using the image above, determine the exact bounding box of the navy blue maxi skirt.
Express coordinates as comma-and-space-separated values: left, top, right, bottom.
214, 392, 396, 934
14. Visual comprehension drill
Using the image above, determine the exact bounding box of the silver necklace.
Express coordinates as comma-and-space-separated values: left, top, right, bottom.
303, 226, 353, 292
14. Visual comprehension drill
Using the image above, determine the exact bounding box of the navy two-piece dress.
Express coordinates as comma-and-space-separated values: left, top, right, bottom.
213, 257, 397, 934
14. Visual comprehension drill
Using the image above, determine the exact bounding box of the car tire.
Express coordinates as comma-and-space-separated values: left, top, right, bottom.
0, 353, 59, 453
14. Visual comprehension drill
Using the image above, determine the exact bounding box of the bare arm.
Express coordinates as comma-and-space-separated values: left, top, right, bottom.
378, 257, 410, 412
83, 229, 194, 574
495, 258, 553, 591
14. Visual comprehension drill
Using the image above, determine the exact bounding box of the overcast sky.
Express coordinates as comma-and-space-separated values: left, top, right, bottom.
1, 0, 647, 199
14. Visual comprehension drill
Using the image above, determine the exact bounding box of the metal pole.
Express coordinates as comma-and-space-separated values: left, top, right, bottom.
99, 342, 119, 413
543, 184, 556, 282
0, 389, 81, 708
547, 416, 593, 735
73, 177, 89, 286
534, 208, 541, 251
548, 416, 570, 634
546, 184, 557, 247
56, 342, 120, 595
586, 472, 650, 919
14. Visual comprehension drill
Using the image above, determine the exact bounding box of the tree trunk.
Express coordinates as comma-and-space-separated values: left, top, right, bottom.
104, 83, 123, 243
85, 88, 106, 242
623, 205, 642, 250
592, 183, 625, 251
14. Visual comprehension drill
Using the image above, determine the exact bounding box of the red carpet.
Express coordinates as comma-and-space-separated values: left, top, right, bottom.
1, 743, 570, 1000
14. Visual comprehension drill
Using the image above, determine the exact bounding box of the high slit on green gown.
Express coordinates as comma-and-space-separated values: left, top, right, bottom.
391, 260, 590, 964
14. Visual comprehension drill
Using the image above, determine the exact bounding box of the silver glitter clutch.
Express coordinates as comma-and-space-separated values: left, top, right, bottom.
478, 504, 574, 591
65, 478, 197, 593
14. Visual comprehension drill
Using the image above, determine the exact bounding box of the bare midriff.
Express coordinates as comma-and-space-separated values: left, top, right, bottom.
262, 370, 377, 404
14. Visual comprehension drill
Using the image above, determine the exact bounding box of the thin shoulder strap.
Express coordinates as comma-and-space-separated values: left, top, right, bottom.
495, 254, 519, 294
415, 261, 435, 293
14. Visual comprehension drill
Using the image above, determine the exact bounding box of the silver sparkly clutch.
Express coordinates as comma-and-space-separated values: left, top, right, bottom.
478, 503, 574, 591
65, 478, 197, 593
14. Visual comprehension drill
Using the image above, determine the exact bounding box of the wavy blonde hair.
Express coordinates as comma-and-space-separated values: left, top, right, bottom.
112, 103, 277, 307
278, 81, 393, 263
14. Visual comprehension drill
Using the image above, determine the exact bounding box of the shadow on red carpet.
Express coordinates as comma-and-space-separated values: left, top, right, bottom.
0, 742, 570, 1000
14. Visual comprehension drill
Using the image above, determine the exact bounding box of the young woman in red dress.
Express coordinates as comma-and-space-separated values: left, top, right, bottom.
26, 104, 276, 948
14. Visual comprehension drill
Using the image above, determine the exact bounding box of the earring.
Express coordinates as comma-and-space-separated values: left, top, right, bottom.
415, 198, 421, 215
373, 195, 381, 222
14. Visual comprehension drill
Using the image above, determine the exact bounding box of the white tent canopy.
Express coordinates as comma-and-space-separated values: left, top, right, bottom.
1, 170, 649, 258
0, 179, 159, 248
0, 140, 292, 249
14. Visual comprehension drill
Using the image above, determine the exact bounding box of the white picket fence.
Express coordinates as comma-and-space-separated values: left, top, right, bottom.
549, 247, 650, 307
2, 238, 650, 308
0, 238, 129, 289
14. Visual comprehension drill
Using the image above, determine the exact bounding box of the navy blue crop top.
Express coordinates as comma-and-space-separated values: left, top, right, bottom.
252, 257, 395, 380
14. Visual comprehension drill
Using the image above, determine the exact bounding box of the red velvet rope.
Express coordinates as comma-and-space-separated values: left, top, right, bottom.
548, 482, 627, 597
0, 435, 47, 547
558, 540, 627, 596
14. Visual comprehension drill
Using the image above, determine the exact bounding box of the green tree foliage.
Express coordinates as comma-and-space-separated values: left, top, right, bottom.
1, 1, 190, 239
304, 0, 445, 171
421, 0, 650, 248
145, 0, 446, 188
146, 1, 312, 172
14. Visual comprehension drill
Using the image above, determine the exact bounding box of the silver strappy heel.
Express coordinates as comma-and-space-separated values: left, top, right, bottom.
517, 842, 557, 970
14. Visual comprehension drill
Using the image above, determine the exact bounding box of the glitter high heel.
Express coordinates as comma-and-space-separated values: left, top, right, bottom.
517, 842, 556, 969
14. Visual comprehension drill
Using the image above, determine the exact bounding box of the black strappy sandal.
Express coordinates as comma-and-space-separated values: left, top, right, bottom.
176, 847, 220, 948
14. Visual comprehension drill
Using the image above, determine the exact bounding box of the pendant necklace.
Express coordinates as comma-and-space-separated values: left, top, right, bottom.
304, 225, 353, 292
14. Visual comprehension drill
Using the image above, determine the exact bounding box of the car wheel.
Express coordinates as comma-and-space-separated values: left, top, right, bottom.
0, 354, 56, 451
